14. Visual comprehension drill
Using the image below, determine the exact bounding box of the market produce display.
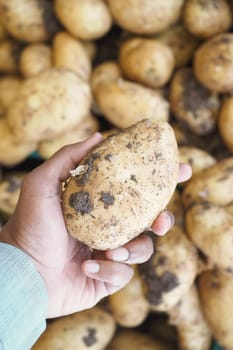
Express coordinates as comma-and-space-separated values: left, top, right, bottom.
0, 0, 233, 349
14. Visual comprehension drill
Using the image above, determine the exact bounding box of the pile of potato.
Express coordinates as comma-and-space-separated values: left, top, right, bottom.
0, 0, 233, 349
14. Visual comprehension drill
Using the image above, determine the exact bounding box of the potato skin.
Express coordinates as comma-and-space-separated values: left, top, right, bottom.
138, 226, 198, 312
107, 0, 184, 35
32, 307, 116, 350
170, 68, 220, 135
199, 269, 233, 350
182, 157, 233, 207
119, 38, 175, 88
63, 120, 179, 250
6, 68, 91, 142
194, 33, 233, 92
183, 0, 232, 39
219, 96, 233, 153
19, 44, 52, 78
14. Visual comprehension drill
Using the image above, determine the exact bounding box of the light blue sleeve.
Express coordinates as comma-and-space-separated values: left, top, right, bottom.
0, 243, 48, 350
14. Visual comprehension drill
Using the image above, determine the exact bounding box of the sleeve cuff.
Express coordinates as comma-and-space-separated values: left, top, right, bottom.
0, 243, 48, 350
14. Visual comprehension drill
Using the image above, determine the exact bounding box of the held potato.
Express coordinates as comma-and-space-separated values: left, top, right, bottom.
170, 68, 220, 135
182, 157, 233, 207
0, 0, 59, 43
38, 114, 99, 159
168, 285, 211, 350
107, 0, 184, 35
183, 0, 232, 39
53, 32, 91, 81
32, 307, 116, 350
63, 120, 179, 250
19, 44, 52, 78
194, 33, 233, 93
219, 96, 233, 153
199, 269, 233, 350
55, 0, 112, 40
6, 68, 91, 142
119, 38, 175, 89
185, 202, 233, 270
138, 226, 198, 312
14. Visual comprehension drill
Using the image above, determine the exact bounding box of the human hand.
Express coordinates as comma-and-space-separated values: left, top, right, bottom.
0, 133, 191, 318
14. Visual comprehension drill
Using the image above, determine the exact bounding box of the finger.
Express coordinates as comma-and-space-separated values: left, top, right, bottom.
178, 163, 192, 183
26, 133, 103, 194
106, 234, 153, 264
151, 209, 174, 236
82, 260, 134, 286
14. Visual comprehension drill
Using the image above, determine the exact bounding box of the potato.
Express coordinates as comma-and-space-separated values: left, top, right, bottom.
91, 64, 169, 129
0, 0, 59, 43
106, 330, 172, 350
109, 265, 150, 327
219, 96, 233, 153
119, 38, 175, 89
38, 114, 99, 159
32, 307, 116, 350
156, 24, 199, 68
167, 190, 184, 227
91, 61, 122, 90
182, 157, 233, 207
0, 40, 22, 73
194, 33, 233, 93
0, 172, 25, 219
185, 202, 233, 270
0, 119, 36, 167
6, 68, 91, 142
55, 0, 112, 40
199, 269, 233, 350
168, 285, 211, 350
53, 31, 91, 81
179, 146, 216, 177
0, 76, 22, 116
62, 120, 179, 250
183, 0, 232, 39
107, 0, 184, 35
19, 44, 52, 78
170, 68, 220, 135
138, 226, 198, 312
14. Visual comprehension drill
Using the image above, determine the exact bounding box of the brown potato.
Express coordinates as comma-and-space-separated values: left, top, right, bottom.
119, 38, 175, 88
168, 285, 211, 350
0, 76, 22, 116
19, 44, 52, 78
170, 68, 220, 135
139, 226, 198, 312
186, 202, 233, 270
53, 31, 91, 81
106, 330, 172, 350
0, 40, 22, 73
0, 0, 59, 43
38, 114, 99, 159
55, 0, 112, 40
182, 157, 233, 207
109, 265, 150, 327
107, 0, 184, 35
63, 120, 179, 250
0, 119, 36, 167
91, 63, 169, 129
199, 269, 233, 350
194, 33, 233, 93
183, 0, 232, 39
219, 96, 233, 153
6, 68, 91, 142
156, 24, 199, 68
32, 307, 116, 350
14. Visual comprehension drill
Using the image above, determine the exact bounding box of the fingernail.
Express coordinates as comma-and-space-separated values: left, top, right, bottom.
110, 248, 129, 262
85, 261, 100, 273
166, 210, 175, 228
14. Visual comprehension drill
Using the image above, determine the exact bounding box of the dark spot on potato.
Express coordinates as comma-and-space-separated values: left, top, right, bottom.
197, 249, 208, 264
226, 165, 233, 173
82, 327, 97, 347
65, 213, 73, 220
7, 177, 22, 192
77, 153, 100, 185
37, 0, 60, 38
198, 0, 221, 9
104, 154, 113, 161
217, 175, 229, 182
10, 43, 22, 65
210, 281, 220, 288
225, 267, 233, 274
126, 142, 132, 149
130, 174, 137, 182
157, 256, 168, 266
200, 201, 212, 210
69, 192, 93, 214
100, 192, 115, 209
